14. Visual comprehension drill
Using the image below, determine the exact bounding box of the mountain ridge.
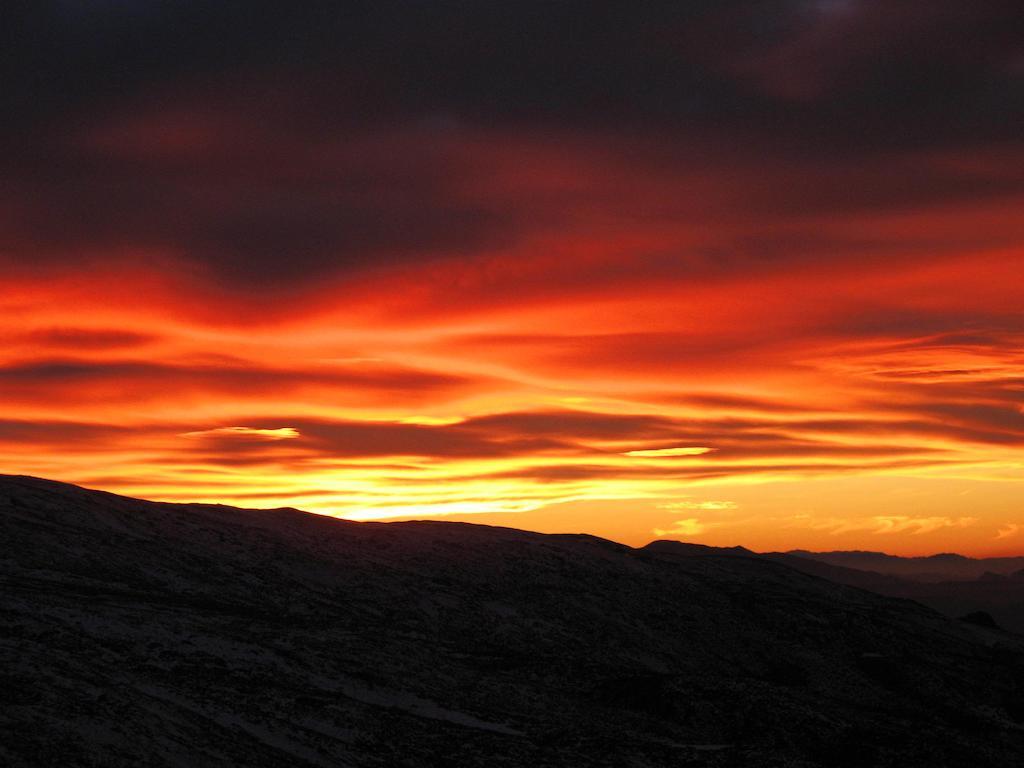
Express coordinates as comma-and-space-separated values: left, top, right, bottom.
4, 475, 1024, 767
784, 548, 1024, 582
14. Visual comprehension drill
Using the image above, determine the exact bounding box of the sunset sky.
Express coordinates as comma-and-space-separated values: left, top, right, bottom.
2, 1, 1023, 554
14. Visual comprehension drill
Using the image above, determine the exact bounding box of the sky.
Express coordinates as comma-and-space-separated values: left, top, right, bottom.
2, 1, 1023, 555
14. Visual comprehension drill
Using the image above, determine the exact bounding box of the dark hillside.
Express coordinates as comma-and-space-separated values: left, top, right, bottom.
3, 476, 1024, 767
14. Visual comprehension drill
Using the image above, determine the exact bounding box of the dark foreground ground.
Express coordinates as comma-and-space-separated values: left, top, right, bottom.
2, 475, 1023, 767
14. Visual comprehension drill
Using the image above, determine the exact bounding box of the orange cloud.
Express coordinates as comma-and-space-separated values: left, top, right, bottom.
2, 25, 1023, 555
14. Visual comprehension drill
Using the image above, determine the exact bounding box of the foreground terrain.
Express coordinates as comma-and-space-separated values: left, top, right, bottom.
2, 476, 1023, 767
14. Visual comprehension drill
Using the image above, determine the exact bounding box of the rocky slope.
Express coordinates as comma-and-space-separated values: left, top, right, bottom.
2, 475, 1024, 767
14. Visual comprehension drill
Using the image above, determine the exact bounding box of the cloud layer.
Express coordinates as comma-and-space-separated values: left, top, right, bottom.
1, 1, 1022, 553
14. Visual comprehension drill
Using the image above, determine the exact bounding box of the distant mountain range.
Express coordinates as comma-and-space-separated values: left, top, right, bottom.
648, 542, 1024, 634
3, 475, 1024, 767
784, 550, 1024, 582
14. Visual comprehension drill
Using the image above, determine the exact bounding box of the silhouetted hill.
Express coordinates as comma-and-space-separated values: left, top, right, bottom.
786, 550, 1024, 582
871, 578, 1024, 635
644, 543, 1024, 635
765, 550, 1024, 633
3, 476, 1024, 767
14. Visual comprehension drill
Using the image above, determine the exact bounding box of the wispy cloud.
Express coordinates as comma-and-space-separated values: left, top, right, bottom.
181, 427, 301, 441
793, 515, 978, 536
624, 447, 713, 458
652, 518, 707, 537
657, 500, 738, 511
996, 524, 1023, 540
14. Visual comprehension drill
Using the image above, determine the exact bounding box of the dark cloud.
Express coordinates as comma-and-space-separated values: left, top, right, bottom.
294, 419, 568, 460
477, 458, 960, 485
1, 123, 522, 286
180, 409, 962, 463
824, 310, 1024, 342
2, 1, 1022, 287
14, 328, 159, 351
456, 410, 680, 440
0, 359, 482, 405
652, 392, 813, 414
7, 2, 1021, 141
0, 419, 130, 446
447, 332, 786, 375
790, 417, 1020, 447
902, 403, 1024, 441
